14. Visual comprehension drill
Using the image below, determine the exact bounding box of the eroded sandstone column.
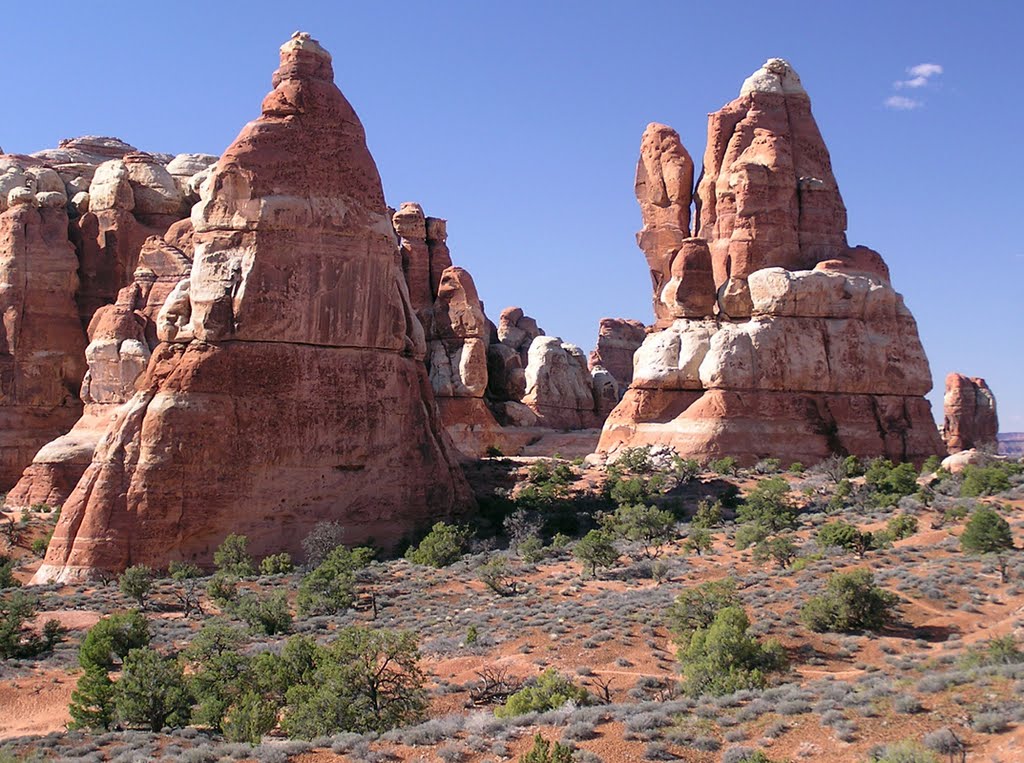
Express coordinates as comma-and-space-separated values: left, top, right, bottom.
35, 32, 472, 582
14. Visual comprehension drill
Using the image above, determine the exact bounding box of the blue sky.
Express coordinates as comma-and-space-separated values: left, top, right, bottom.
3, 1, 1021, 431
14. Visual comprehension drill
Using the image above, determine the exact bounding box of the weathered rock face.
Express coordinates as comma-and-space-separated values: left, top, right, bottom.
695, 58, 848, 289
600, 59, 944, 465
0, 193, 87, 489
6, 233, 193, 510
75, 152, 189, 324
394, 204, 504, 456
35, 32, 471, 583
588, 318, 646, 390
523, 337, 603, 430
943, 373, 998, 453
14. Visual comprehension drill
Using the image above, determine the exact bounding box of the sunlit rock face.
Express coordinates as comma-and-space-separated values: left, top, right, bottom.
599, 58, 944, 466
943, 373, 998, 454
35, 32, 472, 583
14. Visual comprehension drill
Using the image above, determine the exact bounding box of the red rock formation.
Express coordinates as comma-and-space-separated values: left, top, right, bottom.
523, 337, 602, 430
635, 123, 695, 325
0, 191, 87, 489
6, 234, 192, 509
599, 59, 944, 465
34, 32, 471, 582
588, 318, 646, 390
943, 373, 998, 453
74, 153, 188, 324
695, 58, 848, 288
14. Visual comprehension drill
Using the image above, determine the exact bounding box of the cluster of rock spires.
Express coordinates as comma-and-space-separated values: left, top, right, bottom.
598, 59, 950, 466
392, 200, 641, 455
0, 40, 1000, 580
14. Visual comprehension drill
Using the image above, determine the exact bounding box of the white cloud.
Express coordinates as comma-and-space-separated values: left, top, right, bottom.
894, 63, 943, 89
908, 63, 943, 78
885, 95, 922, 110
894, 75, 928, 89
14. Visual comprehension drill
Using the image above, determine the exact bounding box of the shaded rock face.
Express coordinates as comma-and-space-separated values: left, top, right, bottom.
35, 32, 471, 583
6, 233, 192, 510
600, 58, 944, 465
588, 318, 646, 391
0, 195, 87, 488
394, 204, 503, 457
0, 140, 201, 491
943, 373, 998, 453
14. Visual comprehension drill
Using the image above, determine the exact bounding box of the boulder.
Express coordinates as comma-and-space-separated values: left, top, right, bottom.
523, 336, 601, 430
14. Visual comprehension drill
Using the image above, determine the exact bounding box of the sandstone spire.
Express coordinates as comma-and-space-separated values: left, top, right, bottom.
599, 59, 944, 466
35, 32, 471, 582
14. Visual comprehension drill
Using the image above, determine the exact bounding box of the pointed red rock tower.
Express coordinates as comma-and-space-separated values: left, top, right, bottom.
35, 33, 471, 582
599, 59, 944, 465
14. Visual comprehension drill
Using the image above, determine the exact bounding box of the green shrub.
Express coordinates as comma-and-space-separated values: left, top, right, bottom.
0, 555, 17, 589
68, 666, 115, 730
78, 611, 150, 670
960, 506, 1015, 581
614, 446, 654, 474
921, 455, 942, 474
752, 535, 798, 568
519, 733, 574, 763
667, 578, 740, 641
214, 534, 255, 577
737, 477, 797, 535
0, 591, 62, 659
573, 529, 618, 577
801, 570, 898, 632
297, 545, 374, 616
709, 456, 737, 476
207, 572, 239, 607
817, 521, 871, 555
118, 565, 153, 608
685, 527, 713, 556
886, 514, 918, 541
518, 536, 546, 563
222, 691, 278, 743
183, 622, 251, 732
788, 462, 805, 474
601, 503, 676, 558
234, 590, 292, 635
495, 669, 589, 717
404, 521, 470, 568
961, 463, 1016, 497
282, 627, 426, 737
866, 461, 919, 507
259, 553, 294, 575
30, 536, 49, 558
842, 455, 864, 478
961, 634, 1024, 668
692, 498, 723, 529
478, 555, 522, 597
678, 607, 786, 696
115, 646, 192, 731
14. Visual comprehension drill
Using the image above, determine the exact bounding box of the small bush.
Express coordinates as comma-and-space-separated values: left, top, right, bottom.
801, 570, 898, 632
297, 545, 373, 616
259, 553, 294, 576
118, 565, 153, 608
405, 522, 470, 568
214, 534, 255, 577
518, 733, 573, 763
678, 607, 786, 696
495, 670, 589, 718
573, 529, 618, 577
